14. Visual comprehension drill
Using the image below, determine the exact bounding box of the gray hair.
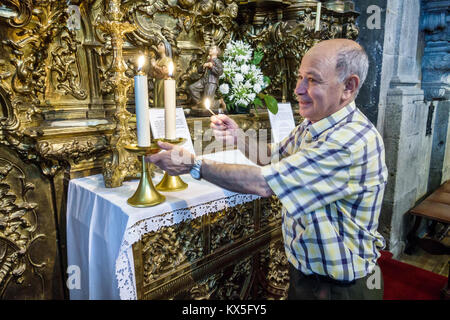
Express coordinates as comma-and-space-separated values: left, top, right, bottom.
335, 46, 369, 96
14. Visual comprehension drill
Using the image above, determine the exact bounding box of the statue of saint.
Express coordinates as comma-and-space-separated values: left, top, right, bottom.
187, 45, 223, 111
150, 40, 173, 108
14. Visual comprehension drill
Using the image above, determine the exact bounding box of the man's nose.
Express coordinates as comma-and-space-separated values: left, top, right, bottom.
295, 78, 307, 96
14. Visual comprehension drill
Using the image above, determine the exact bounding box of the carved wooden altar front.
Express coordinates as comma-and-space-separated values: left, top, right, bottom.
0, 0, 358, 299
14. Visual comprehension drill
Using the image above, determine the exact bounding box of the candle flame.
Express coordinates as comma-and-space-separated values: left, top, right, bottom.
138, 55, 145, 71
204, 98, 216, 115
168, 61, 174, 77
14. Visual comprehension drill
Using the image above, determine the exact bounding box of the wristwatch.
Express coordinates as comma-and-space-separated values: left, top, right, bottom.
190, 159, 202, 180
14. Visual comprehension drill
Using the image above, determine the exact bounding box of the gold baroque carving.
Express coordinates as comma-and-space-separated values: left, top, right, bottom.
215, 257, 252, 299
37, 136, 108, 165
184, 257, 253, 300
124, 0, 239, 47
258, 241, 289, 299
0, 0, 93, 176
0, 158, 46, 297
188, 272, 222, 300
96, 0, 141, 187
141, 216, 203, 286
0, 0, 69, 124
260, 195, 282, 229
209, 202, 254, 252
0, 0, 33, 28
50, 28, 87, 100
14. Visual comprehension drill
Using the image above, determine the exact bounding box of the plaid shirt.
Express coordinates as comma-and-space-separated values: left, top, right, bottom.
261, 102, 387, 282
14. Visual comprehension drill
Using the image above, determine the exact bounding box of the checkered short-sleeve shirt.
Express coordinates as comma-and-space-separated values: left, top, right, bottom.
261, 103, 387, 281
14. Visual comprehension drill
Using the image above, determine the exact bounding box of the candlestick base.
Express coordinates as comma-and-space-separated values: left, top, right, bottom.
124, 144, 165, 207
154, 137, 189, 191
155, 172, 188, 192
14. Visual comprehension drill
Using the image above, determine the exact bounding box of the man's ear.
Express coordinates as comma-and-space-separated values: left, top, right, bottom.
342, 75, 360, 100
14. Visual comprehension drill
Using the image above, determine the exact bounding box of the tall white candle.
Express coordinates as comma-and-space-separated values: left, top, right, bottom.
315, 2, 322, 32
134, 55, 151, 147
164, 61, 176, 140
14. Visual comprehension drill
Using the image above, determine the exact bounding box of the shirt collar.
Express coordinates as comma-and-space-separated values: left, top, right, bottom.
305, 101, 356, 139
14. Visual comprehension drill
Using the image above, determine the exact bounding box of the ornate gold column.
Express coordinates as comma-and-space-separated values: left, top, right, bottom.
97, 0, 139, 188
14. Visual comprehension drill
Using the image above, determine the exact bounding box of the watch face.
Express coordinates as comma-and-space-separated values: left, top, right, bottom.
191, 168, 201, 180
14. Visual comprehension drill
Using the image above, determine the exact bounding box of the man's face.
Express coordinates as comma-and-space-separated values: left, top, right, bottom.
294, 47, 345, 123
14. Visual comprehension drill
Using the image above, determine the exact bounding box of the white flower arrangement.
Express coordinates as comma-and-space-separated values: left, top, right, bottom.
219, 40, 277, 114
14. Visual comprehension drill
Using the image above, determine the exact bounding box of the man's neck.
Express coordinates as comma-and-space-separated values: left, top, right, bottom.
309, 99, 355, 124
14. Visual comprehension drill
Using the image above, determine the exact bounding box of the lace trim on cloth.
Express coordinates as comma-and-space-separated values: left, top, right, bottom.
115, 193, 260, 300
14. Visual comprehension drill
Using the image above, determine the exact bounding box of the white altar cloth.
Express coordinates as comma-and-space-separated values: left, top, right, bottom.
66, 150, 260, 300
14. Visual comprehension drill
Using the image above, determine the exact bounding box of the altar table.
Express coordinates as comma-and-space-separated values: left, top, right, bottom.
66, 150, 260, 299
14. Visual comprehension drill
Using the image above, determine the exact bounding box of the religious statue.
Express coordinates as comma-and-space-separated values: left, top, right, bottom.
187, 45, 223, 114
150, 40, 173, 108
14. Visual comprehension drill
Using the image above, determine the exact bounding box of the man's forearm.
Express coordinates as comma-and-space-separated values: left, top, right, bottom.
201, 159, 273, 197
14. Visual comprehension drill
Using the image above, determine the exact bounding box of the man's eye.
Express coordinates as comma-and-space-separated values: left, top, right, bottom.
308, 78, 315, 82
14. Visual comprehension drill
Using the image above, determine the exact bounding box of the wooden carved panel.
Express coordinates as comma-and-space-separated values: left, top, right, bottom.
208, 201, 255, 253
260, 195, 283, 229
133, 198, 289, 300
140, 215, 203, 287
0, 146, 64, 299
256, 240, 289, 299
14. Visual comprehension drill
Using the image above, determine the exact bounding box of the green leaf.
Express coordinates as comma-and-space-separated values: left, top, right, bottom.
264, 94, 278, 114
263, 76, 271, 86
252, 50, 264, 65
254, 97, 263, 108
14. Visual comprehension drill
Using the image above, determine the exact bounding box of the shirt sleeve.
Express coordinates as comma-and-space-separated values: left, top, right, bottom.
270, 125, 303, 163
261, 140, 352, 217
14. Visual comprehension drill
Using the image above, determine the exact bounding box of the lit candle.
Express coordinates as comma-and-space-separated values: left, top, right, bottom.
164, 61, 176, 140
315, 2, 322, 32
134, 55, 151, 147
204, 98, 216, 116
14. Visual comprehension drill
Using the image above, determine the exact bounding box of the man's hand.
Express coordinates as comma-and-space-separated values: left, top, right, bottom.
145, 141, 195, 176
210, 114, 240, 145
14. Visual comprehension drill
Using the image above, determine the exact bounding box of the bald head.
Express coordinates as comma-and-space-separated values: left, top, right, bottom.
305, 39, 369, 95
308, 38, 363, 54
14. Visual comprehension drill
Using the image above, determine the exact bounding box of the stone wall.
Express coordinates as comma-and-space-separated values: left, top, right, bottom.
354, 0, 387, 126
422, 0, 450, 192
360, 0, 450, 256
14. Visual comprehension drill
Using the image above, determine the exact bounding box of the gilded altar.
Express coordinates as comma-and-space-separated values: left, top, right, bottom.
0, 0, 358, 299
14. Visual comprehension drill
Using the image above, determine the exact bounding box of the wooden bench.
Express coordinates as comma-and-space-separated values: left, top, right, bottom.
405, 180, 450, 299
405, 180, 450, 255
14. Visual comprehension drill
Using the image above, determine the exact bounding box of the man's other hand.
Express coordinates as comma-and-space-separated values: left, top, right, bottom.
210, 114, 240, 145
145, 141, 195, 176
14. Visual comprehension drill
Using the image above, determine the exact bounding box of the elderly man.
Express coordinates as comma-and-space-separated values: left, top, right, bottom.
147, 39, 387, 300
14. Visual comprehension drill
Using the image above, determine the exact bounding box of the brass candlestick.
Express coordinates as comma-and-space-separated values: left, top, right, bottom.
155, 137, 189, 192
124, 143, 165, 207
